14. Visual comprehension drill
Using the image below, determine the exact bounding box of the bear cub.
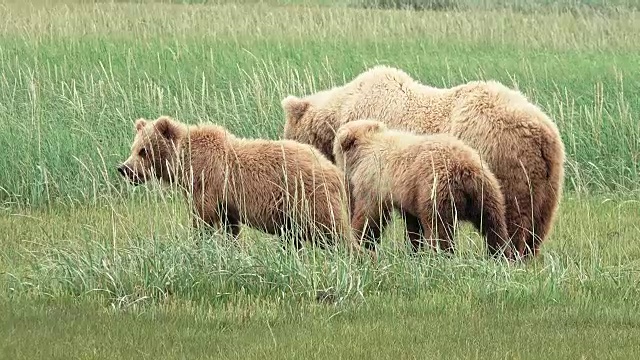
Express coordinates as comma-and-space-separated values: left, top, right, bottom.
333, 119, 512, 260
117, 116, 356, 251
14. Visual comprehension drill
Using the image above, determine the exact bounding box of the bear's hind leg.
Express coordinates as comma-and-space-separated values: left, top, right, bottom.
527, 185, 560, 258
277, 216, 306, 252
506, 197, 533, 259
217, 203, 242, 244
422, 205, 456, 254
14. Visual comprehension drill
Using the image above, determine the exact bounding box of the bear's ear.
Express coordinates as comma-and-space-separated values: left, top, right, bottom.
338, 130, 357, 152
135, 118, 147, 132
281, 96, 310, 123
154, 116, 179, 140
370, 121, 386, 133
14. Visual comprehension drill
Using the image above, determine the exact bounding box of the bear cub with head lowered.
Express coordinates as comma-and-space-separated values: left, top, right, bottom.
333, 119, 512, 259
117, 116, 356, 252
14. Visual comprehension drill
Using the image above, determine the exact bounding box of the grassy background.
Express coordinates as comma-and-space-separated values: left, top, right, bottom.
0, 1, 639, 204
1, 0, 640, 358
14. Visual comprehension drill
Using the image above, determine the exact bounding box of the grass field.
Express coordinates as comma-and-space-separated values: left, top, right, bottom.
1, 0, 640, 358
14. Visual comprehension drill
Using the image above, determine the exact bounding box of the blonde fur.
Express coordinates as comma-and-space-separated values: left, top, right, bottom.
333, 119, 512, 259
283, 65, 565, 259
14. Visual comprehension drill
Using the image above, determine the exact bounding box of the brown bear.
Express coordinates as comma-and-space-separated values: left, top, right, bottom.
282, 65, 565, 259
333, 119, 512, 259
117, 115, 358, 252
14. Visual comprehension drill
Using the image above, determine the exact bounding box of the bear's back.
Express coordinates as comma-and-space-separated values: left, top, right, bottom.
451, 80, 559, 134
231, 138, 341, 185
378, 130, 484, 177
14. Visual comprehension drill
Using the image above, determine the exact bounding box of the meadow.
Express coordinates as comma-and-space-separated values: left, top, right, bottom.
1, 0, 640, 358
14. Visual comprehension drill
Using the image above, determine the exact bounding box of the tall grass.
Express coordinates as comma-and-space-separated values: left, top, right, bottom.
3, 193, 640, 306
0, 1, 639, 205
351, 0, 640, 12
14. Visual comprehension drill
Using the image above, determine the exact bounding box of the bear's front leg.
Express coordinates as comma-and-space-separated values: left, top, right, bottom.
402, 211, 426, 253
190, 194, 223, 236
351, 199, 391, 251
189, 205, 222, 248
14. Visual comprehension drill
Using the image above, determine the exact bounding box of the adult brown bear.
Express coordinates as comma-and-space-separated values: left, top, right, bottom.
282, 66, 565, 259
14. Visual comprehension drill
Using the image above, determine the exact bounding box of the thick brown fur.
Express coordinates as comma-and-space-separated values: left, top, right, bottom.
117, 116, 359, 253
333, 119, 512, 260
282, 66, 565, 259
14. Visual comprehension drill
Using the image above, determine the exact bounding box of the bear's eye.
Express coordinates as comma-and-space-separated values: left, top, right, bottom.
139, 148, 147, 157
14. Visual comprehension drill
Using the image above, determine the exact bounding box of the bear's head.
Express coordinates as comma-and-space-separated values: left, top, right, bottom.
332, 119, 386, 171
281, 93, 340, 162
117, 116, 185, 185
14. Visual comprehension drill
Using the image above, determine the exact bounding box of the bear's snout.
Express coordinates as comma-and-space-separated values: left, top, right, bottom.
117, 164, 127, 177
117, 164, 143, 185
117, 164, 134, 179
